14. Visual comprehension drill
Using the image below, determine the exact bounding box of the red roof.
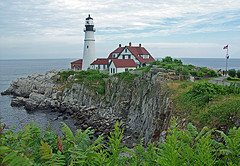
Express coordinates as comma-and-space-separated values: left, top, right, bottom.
108, 47, 125, 59
111, 59, 137, 68
126, 46, 155, 64
91, 58, 108, 65
71, 59, 82, 64
71, 59, 82, 70
108, 45, 155, 64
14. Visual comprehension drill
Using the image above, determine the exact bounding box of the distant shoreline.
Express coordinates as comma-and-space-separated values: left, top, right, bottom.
1, 57, 240, 61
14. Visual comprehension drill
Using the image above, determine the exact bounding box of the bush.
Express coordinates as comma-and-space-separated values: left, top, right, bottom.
190, 71, 196, 76
237, 70, 240, 78
228, 69, 236, 77
162, 56, 173, 63
207, 70, 217, 77
150, 57, 219, 78
227, 77, 240, 81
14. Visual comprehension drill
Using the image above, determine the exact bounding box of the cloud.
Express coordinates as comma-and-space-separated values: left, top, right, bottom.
0, 0, 240, 59
1, 0, 240, 38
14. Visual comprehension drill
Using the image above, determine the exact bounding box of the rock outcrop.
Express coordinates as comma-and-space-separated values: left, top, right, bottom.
2, 70, 172, 146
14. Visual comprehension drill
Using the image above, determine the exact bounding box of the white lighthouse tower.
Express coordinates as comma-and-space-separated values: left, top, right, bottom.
82, 14, 96, 70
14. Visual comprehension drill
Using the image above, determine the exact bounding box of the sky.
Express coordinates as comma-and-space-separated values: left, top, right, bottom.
0, 0, 240, 60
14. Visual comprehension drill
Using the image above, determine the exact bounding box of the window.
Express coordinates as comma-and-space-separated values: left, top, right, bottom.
112, 54, 115, 58
125, 68, 128, 72
113, 68, 115, 73
122, 55, 125, 59
98, 65, 100, 69
142, 55, 149, 59
103, 65, 106, 69
125, 48, 127, 53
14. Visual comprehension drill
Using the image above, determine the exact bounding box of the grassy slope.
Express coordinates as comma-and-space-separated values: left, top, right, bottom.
169, 80, 240, 130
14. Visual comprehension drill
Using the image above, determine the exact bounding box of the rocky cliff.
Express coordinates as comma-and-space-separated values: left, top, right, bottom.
2, 69, 172, 146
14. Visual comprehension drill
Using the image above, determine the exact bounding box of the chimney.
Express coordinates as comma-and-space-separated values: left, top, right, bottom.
129, 42, 132, 46
119, 44, 121, 47
139, 43, 141, 47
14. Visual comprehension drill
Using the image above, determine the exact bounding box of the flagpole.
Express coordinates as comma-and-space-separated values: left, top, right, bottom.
225, 47, 228, 76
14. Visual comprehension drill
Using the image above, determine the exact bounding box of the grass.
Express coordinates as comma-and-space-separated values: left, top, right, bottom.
57, 70, 139, 95
149, 56, 218, 78
57, 70, 109, 95
115, 72, 138, 83
226, 76, 240, 82
169, 80, 240, 131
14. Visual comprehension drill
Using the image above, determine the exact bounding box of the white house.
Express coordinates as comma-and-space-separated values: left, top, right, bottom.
109, 59, 137, 75
90, 58, 108, 70
108, 42, 155, 68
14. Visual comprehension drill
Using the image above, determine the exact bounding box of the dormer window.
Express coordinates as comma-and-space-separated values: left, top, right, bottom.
141, 55, 149, 59
112, 53, 117, 58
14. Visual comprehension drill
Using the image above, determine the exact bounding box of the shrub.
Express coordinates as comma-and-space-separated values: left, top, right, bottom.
237, 70, 240, 78
207, 70, 217, 77
190, 71, 197, 77
227, 77, 240, 81
173, 59, 183, 65
196, 71, 204, 77
162, 56, 173, 63
181, 68, 190, 76
228, 69, 236, 77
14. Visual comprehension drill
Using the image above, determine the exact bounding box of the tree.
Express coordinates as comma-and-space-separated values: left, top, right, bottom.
237, 70, 240, 78
162, 56, 173, 63
228, 69, 236, 77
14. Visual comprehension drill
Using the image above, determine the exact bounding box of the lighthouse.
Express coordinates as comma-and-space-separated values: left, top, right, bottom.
82, 14, 96, 70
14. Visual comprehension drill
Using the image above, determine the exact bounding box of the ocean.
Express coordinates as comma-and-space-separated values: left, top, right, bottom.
0, 58, 239, 131
0, 59, 76, 132
181, 58, 240, 70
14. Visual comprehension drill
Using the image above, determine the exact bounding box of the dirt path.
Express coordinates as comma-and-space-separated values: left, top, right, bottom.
208, 76, 231, 86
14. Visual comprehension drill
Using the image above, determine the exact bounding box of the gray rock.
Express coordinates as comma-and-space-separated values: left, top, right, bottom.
29, 92, 45, 104
24, 99, 38, 111
3, 69, 172, 147
11, 97, 26, 107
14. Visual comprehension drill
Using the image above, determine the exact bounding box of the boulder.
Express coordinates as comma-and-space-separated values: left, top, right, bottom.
11, 97, 27, 107
24, 99, 38, 111
29, 92, 45, 104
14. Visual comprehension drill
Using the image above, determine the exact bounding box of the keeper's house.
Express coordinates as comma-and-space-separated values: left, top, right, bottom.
71, 43, 155, 74
106, 42, 155, 74
109, 59, 137, 75
90, 58, 108, 70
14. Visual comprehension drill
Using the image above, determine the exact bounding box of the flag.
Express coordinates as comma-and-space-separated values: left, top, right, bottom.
223, 45, 228, 49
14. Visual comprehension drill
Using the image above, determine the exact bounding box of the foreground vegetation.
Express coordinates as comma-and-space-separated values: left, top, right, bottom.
1, 120, 240, 166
